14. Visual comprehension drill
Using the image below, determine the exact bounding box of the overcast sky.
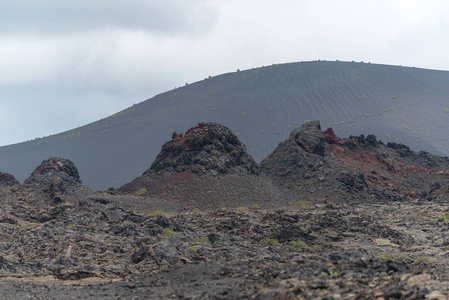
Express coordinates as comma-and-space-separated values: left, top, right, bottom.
1, 0, 449, 146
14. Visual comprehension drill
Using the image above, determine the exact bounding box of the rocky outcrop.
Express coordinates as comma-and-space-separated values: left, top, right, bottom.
291, 120, 326, 156
23, 157, 88, 204
260, 121, 370, 203
262, 120, 449, 203
0, 172, 19, 186
148, 122, 259, 176
24, 157, 81, 185
118, 123, 289, 209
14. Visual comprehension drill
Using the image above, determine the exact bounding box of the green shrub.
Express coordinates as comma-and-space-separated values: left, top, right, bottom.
433, 212, 449, 223
135, 188, 147, 196
161, 228, 179, 238
380, 254, 394, 261
251, 204, 260, 210
289, 240, 309, 250
263, 239, 279, 246
414, 256, 431, 264
294, 201, 313, 208
19, 223, 39, 232
322, 271, 338, 277
237, 207, 248, 212
192, 237, 210, 243
187, 246, 198, 253
151, 210, 168, 218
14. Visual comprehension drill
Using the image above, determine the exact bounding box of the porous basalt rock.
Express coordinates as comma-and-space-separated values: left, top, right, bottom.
148, 122, 259, 176
291, 120, 325, 156
260, 121, 369, 202
23, 157, 84, 204
0, 172, 19, 186
24, 157, 81, 185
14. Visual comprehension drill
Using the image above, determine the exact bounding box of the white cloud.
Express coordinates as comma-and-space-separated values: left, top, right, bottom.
1, 0, 449, 146
0, 0, 217, 36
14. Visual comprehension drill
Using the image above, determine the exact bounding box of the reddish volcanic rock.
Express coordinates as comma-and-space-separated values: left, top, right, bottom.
323, 127, 338, 144
260, 121, 370, 203
261, 120, 449, 203
325, 133, 449, 199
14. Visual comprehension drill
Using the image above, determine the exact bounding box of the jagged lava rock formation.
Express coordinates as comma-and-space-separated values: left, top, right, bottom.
260, 121, 372, 203
118, 123, 291, 209
24, 157, 82, 186
149, 122, 259, 176
22, 157, 92, 205
0, 172, 19, 186
261, 121, 449, 203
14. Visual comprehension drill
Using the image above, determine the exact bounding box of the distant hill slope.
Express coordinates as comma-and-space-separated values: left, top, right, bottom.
1, 61, 449, 190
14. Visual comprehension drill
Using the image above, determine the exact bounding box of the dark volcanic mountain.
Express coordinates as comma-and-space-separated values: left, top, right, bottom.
2, 61, 449, 189
118, 122, 289, 209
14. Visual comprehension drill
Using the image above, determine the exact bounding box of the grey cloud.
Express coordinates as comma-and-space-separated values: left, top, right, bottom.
0, 0, 216, 36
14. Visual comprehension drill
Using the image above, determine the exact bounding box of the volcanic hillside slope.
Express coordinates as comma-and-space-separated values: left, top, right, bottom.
2, 61, 449, 190
118, 122, 291, 209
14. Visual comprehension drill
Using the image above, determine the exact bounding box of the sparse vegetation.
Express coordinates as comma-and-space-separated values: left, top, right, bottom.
263, 239, 279, 246
414, 256, 431, 264
288, 240, 309, 250
19, 223, 39, 232
321, 271, 338, 277
187, 246, 198, 253
432, 212, 449, 222
135, 188, 147, 196
151, 210, 168, 218
251, 204, 260, 210
161, 228, 179, 238
294, 201, 314, 208
192, 237, 210, 243
380, 254, 394, 261
322, 271, 339, 277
